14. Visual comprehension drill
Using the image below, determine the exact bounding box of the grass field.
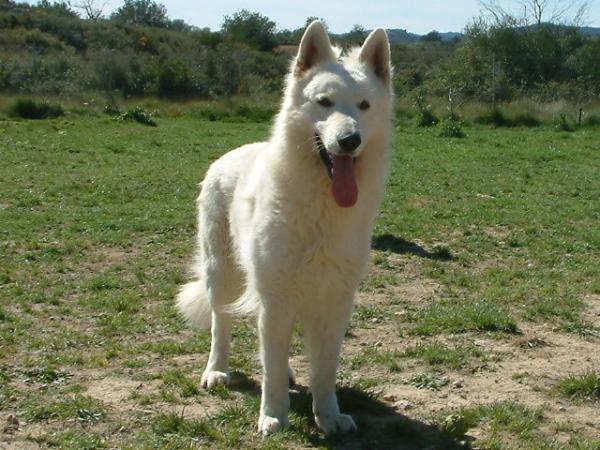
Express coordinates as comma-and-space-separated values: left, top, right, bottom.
0, 113, 599, 449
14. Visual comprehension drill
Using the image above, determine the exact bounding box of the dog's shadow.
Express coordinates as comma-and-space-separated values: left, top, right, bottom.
229, 372, 469, 450
372, 234, 454, 261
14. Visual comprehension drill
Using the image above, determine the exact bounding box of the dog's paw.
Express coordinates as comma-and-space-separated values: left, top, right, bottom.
315, 413, 357, 436
201, 370, 230, 389
258, 414, 288, 435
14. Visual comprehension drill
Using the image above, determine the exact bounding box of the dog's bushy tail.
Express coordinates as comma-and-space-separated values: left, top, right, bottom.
176, 280, 212, 329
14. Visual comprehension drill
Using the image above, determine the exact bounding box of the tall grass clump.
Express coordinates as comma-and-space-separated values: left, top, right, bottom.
439, 116, 466, 138
416, 108, 439, 127
119, 106, 157, 127
8, 98, 64, 119
558, 371, 600, 401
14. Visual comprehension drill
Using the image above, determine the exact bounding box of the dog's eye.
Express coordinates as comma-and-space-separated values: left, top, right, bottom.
317, 97, 333, 107
359, 100, 370, 111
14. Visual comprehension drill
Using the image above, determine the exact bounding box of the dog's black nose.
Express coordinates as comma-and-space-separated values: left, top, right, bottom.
337, 133, 362, 154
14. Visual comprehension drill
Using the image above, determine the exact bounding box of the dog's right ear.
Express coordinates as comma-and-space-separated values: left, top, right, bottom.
294, 21, 335, 77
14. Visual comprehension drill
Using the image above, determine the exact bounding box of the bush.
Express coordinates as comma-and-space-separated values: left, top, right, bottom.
474, 107, 511, 127
119, 106, 156, 126
584, 114, 600, 126
511, 113, 542, 127
8, 98, 64, 119
103, 103, 120, 116
233, 104, 275, 122
556, 114, 575, 132
474, 107, 542, 127
189, 103, 275, 123
416, 108, 439, 127
439, 117, 466, 138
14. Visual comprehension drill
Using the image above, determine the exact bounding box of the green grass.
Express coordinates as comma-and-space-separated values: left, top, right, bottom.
557, 371, 600, 401
33, 429, 108, 450
408, 299, 519, 335
1, 113, 599, 448
22, 394, 107, 423
408, 372, 450, 390
401, 342, 486, 369
160, 368, 199, 398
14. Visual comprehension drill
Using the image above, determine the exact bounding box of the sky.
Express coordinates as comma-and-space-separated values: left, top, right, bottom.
50, 0, 600, 34
97, 0, 600, 33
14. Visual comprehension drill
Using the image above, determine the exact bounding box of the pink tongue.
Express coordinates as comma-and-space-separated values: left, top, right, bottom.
331, 155, 358, 208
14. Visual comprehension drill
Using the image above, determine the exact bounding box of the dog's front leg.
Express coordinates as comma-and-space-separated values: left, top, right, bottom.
258, 302, 294, 435
306, 303, 357, 436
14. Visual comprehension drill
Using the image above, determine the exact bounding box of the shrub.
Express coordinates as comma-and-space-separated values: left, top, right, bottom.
233, 104, 275, 122
556, 114, 575, 132
584, 114, 600, 126
511, 113, 541, 127
189, 103, 275, 123
439, 117, 466, 138
8, 98, 64, 119
474, 107, 511, 127
474, 107, 542, 127
416, 108, 439, 127
103, 103, 120, 116
119, 106, 156, 126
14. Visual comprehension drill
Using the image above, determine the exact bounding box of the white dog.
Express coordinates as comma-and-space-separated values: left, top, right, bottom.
177, 21, 393, 436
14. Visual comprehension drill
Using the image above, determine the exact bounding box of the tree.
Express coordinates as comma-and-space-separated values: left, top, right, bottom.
36, 0, 76, 16
346, 24, 367, 44
479, 0, 590, 26
305, 16, 327, 29
421, 30, 443, 42
221, 10, 277, 51
73, 0, 109, 20
111, 0, 169, 28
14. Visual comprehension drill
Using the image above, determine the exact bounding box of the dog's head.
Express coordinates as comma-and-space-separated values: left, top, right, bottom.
286, 21, 392, 208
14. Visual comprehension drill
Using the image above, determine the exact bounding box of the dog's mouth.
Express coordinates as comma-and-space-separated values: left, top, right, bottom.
315, 134, 358, 208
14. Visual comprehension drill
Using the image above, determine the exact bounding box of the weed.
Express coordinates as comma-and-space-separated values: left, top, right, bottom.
439, 116, 466, 138
416, 108, 439, 127
409, 372, 449, 390
558, 371, 600, 401
120, 106, 157, 126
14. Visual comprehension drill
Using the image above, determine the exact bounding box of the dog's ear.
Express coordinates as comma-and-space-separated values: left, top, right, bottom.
294, 21, 335, 77
358, 28, 392, 87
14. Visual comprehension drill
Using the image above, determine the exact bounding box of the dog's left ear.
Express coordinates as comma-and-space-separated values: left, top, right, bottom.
359, 28, 391, 87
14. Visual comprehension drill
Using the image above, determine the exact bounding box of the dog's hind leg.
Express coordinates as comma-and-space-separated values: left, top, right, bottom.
194, 182, 242, 389
201, 307, 232, 388
199, 249, 244, 388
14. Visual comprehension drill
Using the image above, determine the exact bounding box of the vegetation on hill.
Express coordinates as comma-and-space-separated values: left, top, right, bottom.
0, 0, 599, 109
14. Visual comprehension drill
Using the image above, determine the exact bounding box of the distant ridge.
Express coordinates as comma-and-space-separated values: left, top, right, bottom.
370, 26, 600, 44
385, 29, 462, 43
